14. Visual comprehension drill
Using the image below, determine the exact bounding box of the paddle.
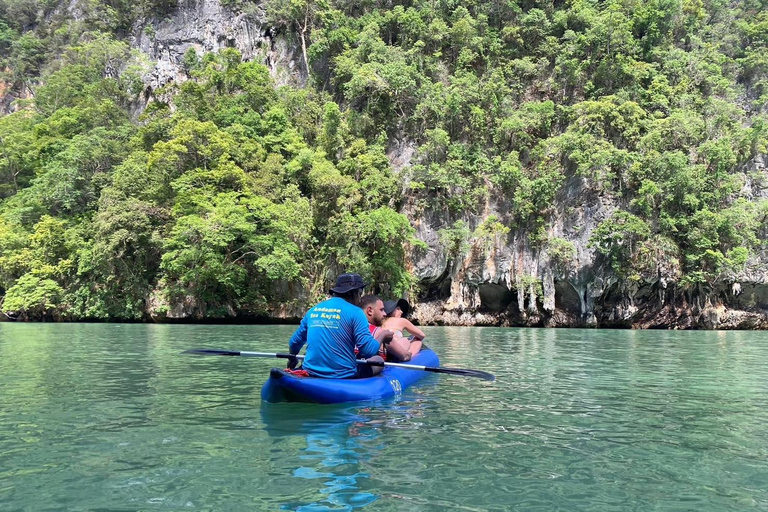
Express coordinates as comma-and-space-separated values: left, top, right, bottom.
183, 349, 496, 381
357, 357, 496, 381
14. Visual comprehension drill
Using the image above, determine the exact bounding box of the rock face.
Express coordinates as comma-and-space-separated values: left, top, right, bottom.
132, 0, 306, 107
406, 175, 614, 328
0, 80, 31, 114
405, 164, 768, 329
95, 0, 768, 328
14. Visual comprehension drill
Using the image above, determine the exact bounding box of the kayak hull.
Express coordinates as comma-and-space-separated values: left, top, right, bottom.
260, 348, 440, 404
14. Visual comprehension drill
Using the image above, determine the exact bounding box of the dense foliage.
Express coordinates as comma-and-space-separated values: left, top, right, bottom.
0, 33, 419, 319
1, 0, 767, 319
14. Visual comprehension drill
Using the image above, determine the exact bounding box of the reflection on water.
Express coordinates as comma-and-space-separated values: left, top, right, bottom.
261, 398, 435, 511
264, 404, 377, 511
2, 324, 768, 511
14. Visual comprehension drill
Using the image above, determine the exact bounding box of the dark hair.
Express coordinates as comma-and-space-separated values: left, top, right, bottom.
359, 294, 380, 309
331, 288, 363, 302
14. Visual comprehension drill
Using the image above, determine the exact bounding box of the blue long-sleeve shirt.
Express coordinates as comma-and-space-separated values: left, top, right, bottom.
289, 297, 381, 378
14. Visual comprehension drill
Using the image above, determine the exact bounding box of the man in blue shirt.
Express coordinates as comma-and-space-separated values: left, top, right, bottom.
288, 273, 391, 378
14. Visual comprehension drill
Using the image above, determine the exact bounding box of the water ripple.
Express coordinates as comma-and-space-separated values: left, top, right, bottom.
1, 324, 768, 511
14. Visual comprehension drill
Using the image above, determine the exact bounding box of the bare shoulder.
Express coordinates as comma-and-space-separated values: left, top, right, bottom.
382, 317, 407, 330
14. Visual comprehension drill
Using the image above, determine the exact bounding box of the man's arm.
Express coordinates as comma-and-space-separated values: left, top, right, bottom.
373, 328, 394, 345
288, 314, 309, 355
383, 332, 412, 362
286, 314, 310, 369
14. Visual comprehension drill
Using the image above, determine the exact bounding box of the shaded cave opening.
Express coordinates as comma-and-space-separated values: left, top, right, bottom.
554, 280, 582, 316
479, 283, 516, 312
419, 275, 452, 302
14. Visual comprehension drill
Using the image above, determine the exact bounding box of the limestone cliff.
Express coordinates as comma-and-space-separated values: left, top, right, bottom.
72, 0, 768, 328
404, 156, 768, 329
131, 0, 306, 107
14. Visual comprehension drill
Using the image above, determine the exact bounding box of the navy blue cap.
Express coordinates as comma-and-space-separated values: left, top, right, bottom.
330, 273, 367, 294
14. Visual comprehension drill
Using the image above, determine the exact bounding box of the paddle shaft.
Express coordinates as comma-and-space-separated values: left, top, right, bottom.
183, 349, 495, 381
361, 358, 496, 380
359, 358, 450, 373
219, 350, 305, 360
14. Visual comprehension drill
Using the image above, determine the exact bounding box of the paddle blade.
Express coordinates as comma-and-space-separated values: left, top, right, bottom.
183, 348, 241, 356
431, 367, 496, 381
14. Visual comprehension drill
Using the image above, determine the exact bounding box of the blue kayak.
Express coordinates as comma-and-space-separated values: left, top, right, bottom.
260, 348, 440, 404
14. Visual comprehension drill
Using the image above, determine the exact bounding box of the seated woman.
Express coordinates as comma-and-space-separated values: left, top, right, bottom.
382, 299, 424, 358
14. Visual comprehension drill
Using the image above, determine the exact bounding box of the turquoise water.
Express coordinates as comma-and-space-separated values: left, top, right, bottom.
1, 324, 767, 511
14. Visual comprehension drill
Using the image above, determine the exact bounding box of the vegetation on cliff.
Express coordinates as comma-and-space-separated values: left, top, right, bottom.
0, 0, 767, 320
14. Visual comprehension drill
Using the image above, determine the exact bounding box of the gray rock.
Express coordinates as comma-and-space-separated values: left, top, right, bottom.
131, 0, 305, 110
